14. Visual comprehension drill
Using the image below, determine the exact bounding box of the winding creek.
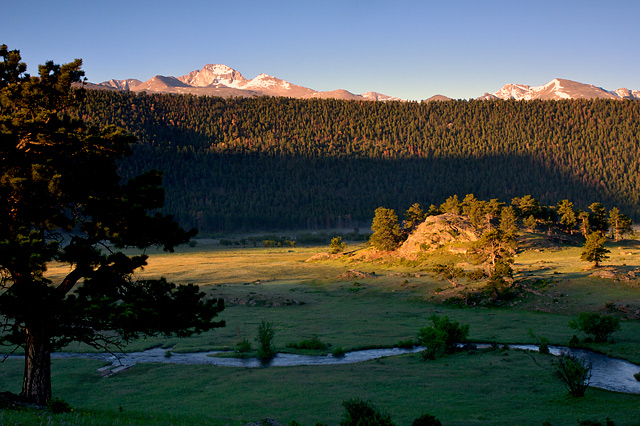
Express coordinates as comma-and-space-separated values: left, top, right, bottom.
6, 344, 640, 394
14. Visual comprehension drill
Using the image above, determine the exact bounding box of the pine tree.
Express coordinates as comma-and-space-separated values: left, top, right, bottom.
369, 207, 404, 251
580, 232, 610, 267
608, 207, 633, 242
557, 199, 577, 234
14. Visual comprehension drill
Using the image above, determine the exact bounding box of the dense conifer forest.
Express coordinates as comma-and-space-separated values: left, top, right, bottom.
76, 90, 640, 233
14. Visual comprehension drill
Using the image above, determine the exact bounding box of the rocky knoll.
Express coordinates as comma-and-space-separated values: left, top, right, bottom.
395, 213, 479, 259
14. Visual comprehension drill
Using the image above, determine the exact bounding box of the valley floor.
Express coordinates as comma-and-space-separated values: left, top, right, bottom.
2, 238, 640, 425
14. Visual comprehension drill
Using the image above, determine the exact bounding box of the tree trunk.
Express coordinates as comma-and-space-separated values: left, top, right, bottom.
21, 324, 52, 405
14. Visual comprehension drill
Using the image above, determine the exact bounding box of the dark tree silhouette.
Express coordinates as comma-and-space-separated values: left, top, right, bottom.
0, 45, 224, 405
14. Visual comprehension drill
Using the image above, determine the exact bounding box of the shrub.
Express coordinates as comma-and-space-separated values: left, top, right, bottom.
329, 236, 347, 254
287, 335, 328, 350
47, 397, 72, 414
578, 419, 616, 426
569, 312, 621, 343
411, 413, 442, 426
332, 346, 346, 357
340, 398, 395, 426
528, 329, 550, 354
256, 321, 276, 359
395, 338, 416, 349
634, 372, 640, 382
417, 315, 469, 359
235, 338, 252, 353
568, 335, 580, 348
553, 353, 592, 397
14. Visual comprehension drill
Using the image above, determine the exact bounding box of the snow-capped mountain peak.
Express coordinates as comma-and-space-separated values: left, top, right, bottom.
177, 64, 247, 88
480, 78, 640, 101
242, 73, 291, 90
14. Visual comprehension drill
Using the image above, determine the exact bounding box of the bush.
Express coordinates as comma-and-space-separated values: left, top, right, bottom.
553, 353, 592, 397
411, 413, 442, 426
340, 398, 395, 426
569, 312, 621, 343
256, 321, 276, 359
46, 397, 72, 414
634, 372, 640, 382
417, 315, 469, 359
527, 329, 550, 354
287, 335, 328, 350
332, 346, 346, 357
568, 334, 580, 348
395, 338, 416, 349
235, 337, 252, 353
578, 419, 616, 426
329, 236, 347, 254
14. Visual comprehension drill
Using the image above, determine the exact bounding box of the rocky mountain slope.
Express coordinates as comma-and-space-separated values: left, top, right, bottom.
479, 78, 640, 101
94, 64, 401, 101
92, 67, 639, 102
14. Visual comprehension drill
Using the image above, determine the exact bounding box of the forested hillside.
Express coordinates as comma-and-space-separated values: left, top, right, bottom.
76, 91, 640, 233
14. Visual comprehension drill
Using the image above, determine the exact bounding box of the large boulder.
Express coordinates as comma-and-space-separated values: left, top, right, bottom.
396, 213, 479, 259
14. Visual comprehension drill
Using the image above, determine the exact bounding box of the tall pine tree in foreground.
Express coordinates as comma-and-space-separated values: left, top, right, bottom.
0, 45, 225, 405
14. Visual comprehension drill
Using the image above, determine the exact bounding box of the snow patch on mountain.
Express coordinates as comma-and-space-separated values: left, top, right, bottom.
480, 78, 640, 101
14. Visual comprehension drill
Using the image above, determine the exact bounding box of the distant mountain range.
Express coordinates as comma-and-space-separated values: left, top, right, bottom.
479, 78, 640, 101
89, 66, 640, 102
92, 64, 402, 102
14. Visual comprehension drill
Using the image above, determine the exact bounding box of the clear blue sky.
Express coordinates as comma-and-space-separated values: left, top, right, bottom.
3, 0, 639, 100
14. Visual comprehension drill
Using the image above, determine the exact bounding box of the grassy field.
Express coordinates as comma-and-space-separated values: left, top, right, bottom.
2, 237, 640, 425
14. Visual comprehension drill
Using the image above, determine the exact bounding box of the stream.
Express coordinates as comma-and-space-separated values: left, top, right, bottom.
6, 344, 640, 394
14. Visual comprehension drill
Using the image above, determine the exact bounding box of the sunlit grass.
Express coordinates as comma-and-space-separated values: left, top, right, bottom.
5, 237, 639, 425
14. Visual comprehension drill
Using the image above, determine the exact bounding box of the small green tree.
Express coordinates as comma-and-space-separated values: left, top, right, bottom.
369, 207, 404, 251
430, 262, 465, 288
607, 207, 633, 242
256, 321, 276, 359
472, 229, 516, 274
580, 232, 610, 267
329, 236, 347, 254
578, 211, 591, 236
426, 204, 441, 216
499, 206, 519, 236
523, 215, 538, 232
511, 195, 540, 218
417, 315, 469, 359
569, 312, 620, 343
557, 199, 577, 234
589, 202, 608, 234
404, 203, 426, 231
411, 414, 442, 426
440, 194, 461, 215
340, 398, 395, 426
483, 198, 504, 230
553, 353, 592, 397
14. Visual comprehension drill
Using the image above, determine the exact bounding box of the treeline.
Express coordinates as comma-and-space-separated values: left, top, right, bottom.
75, 90, 640, 232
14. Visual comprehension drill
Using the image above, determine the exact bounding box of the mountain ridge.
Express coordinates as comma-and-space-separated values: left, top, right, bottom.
94, 64, 401, 102
92, 66, 639, 102
480, 78, 640, 101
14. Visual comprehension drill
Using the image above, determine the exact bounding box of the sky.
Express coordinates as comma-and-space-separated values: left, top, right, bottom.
3, 0, 640, 100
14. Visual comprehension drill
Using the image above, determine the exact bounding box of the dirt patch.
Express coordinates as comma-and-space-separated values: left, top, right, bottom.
305, 252, 331, 262
226, 294, 305, 307
590, 267, 640, 283
606, 302, 640, 320
339, 270, 376, 279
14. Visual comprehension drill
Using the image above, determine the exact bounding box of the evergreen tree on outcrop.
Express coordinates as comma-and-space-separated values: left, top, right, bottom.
369, 207, 404, 251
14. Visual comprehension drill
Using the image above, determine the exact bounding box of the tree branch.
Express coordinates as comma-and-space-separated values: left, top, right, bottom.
56, 266, 88, 296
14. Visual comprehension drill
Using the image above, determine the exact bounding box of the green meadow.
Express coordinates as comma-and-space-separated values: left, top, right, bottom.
2, 238, 640, 425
